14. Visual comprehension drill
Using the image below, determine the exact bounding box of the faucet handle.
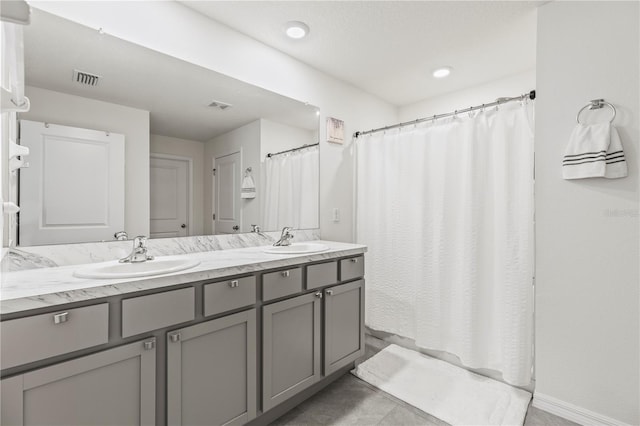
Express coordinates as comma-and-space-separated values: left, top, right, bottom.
133, 235, 148, 248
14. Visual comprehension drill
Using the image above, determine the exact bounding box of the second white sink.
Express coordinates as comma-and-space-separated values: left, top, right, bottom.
74, 256, 200, 279
263, 243, 329, 254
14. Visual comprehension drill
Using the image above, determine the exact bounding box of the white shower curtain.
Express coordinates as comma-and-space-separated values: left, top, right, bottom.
356, 102, 534, 386
263, 145, 319, 230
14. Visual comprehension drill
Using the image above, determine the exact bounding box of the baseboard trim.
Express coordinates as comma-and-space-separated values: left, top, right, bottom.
533, 392, 632, 426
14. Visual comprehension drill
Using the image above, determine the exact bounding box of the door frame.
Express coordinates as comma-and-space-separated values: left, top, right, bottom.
212, 148, 242, 234
150, 153, 193, 237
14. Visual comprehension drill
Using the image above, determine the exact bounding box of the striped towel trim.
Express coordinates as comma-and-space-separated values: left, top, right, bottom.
563, 150, 625, 167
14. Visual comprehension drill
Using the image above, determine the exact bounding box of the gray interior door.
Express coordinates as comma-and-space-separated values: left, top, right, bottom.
0, 339, 156, 426
262, 291, 321, 412
150, 155, 190, 238
166, 309, 257, 426
324, 280, 365, 375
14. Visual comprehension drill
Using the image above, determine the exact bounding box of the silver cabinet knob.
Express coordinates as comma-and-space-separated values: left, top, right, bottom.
325, 289, 334, 296
169, 333, 181, 343
350, 258, 359, 263
229, 280, 239, 288
143, 340, 155, 350
53, 312, 69, 324
281, 270, 290, 278
315, 291, 323, 299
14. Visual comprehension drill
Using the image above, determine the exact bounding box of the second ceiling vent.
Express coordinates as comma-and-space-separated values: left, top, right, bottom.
208, 100, 233, 110
73, 69, 101, 87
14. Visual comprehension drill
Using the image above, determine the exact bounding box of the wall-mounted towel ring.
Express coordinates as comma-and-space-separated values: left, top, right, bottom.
576, 99, 616, 124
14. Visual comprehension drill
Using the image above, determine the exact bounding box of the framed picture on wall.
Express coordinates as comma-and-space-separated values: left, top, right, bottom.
327, 117, 344, 144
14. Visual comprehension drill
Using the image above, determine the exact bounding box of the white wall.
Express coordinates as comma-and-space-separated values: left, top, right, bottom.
31, 1, 397, 243
259, 118, 316, 159
399, 70, 535, 121
150, 134, 204, 236
534, 2, 639, 425
204, 120, 261, 234
21, 86, 150, 238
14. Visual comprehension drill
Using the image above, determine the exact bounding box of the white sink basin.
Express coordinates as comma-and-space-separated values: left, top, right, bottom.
74, 256, 200, 279
263, 243, 330, 254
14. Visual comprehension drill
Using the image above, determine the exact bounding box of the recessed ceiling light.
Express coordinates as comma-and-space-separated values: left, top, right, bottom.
432, 66, 452, 78
285, 21, 309, 39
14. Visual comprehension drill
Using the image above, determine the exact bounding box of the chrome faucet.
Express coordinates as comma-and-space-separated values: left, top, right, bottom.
120, 236, 154, 263
273, 227, 294, 246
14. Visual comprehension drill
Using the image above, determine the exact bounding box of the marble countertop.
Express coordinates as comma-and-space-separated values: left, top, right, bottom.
0, 241, 366, 316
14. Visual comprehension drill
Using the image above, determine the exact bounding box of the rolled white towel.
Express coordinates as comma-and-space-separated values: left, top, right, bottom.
562, 123, 627, 180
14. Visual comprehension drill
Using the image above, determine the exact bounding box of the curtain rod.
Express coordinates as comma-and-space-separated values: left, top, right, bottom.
353, 90, 536, 138
266, 143, 319, 158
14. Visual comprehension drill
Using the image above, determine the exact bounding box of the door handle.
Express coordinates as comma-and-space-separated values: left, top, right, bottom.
232, 225, 240, 231
181, 224, 186, 229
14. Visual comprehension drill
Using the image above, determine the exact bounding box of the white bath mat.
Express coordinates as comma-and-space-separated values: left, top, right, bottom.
352, 344, 532, 425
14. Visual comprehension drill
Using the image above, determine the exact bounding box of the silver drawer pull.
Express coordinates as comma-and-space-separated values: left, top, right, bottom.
315, 291, 323, 299
281, 270, 290, 278
350, 258, 359, 263
325, 289, 334, 296
229, 280, 239, 288
143, 340, 155, 350
170, 333, 181, 343
53, 312, 69, 324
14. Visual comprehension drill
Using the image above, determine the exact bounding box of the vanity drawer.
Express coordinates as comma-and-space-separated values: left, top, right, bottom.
0, 303, 109, 370
306, 261, 338, 290
262, 267, 302, 302
204, 276, 256, 317
122, 288, 194, 338
340, 256, 365, 281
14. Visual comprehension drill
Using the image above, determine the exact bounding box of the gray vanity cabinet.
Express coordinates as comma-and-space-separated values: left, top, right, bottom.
262, 291, 322, 412
323, 280, 365, 375
0, 338, 156, 426
166, 309, 257, 426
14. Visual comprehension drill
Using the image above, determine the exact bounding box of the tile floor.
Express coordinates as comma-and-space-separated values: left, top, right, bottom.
270, 337, 579, 426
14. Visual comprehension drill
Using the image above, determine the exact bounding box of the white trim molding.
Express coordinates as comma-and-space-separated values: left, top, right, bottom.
533, 393, 633, 426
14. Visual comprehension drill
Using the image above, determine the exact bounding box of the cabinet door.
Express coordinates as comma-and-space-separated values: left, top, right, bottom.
0, 339, 156, 426
324, 280, 365, 375
262, 292, 321, 412
167, 309, 257, 426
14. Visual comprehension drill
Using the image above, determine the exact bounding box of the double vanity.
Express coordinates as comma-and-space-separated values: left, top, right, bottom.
0, 238, 366, 426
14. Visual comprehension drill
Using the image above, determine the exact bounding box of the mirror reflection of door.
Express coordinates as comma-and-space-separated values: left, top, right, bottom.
19, 120, 125, 246
150, 155, 190, 238
214, 152, 241, 234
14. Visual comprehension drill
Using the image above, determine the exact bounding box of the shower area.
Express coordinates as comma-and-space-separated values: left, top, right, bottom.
355, 92, 535, 388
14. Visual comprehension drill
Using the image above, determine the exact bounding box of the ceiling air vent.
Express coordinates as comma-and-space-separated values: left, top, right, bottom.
208, 100, 233, 110
73, 69, 101, 87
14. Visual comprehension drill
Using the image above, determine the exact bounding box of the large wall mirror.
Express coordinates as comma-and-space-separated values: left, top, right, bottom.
17, 9, 320, 246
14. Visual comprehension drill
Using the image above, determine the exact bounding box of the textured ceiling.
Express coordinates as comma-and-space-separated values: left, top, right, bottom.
181, 1, 540, 106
